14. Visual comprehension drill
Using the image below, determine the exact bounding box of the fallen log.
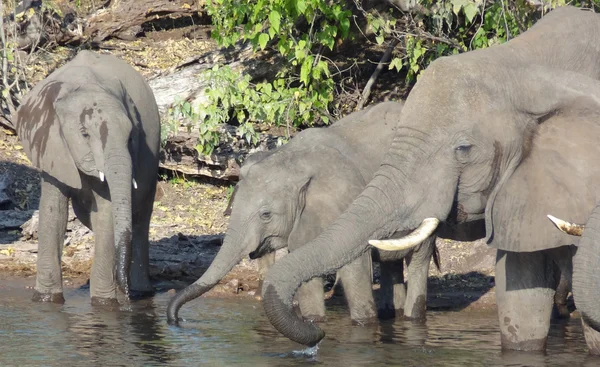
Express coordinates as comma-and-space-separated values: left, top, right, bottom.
85, 0, 207, 42
159, 124, 282, 182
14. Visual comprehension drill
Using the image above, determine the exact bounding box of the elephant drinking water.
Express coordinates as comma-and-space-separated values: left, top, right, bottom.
259, 5, 600, 354
166, 101, 438, 325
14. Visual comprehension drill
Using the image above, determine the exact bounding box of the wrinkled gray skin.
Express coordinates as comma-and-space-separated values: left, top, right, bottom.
261, 6, 600, 353
15, 50, 160, 305
166, 101, 437, 324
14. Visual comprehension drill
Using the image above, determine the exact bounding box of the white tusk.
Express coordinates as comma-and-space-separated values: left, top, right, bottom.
369, 218, 440, 251
132, 178, 138, 189
547, 214, 584, 237
99, 171, 105, 182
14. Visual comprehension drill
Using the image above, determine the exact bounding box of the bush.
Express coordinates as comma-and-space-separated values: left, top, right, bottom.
167, 0, 600, 156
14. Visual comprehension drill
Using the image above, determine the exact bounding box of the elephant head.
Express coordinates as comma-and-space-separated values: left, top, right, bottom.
260, 6, 600, 346
16, 75, 142, 297
166, 138, 369, 324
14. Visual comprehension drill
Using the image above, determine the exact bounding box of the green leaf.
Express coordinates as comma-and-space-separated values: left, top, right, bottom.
463, 2, 478, 24
339, 18, 350, 37
296, 0, 307, 14
300, 57, 313, 86
269, 10, 281, 33
258, 33, 270, 50
451, 0, 467, 15
389, 57, 403, 71
375, 34, 384, 45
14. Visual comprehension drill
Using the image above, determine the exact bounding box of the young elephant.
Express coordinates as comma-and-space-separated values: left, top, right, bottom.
15, 50, 161, 305
167, 101, 437, 325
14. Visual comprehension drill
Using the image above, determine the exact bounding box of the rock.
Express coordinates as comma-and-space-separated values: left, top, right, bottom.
0, 174, 14, 210
0, 210, 35, 231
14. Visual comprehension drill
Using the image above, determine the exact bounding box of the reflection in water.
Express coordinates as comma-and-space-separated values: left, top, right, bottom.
0, 280, 593, 366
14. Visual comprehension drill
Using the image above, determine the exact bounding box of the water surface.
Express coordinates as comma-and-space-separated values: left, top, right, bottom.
0, 279, 597, 366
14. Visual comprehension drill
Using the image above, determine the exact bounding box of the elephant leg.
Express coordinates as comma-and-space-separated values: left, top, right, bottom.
32, 179, 69, 303
89, 191, 119, 306
297, 277, 327, 323
255, 251, 276, 300
129, 195, 155, 299
378, 259, 405, 320
550, 247, 573, 320
338, 251, 378, 324
496, 249, 555, 352
404, 237, 434, 321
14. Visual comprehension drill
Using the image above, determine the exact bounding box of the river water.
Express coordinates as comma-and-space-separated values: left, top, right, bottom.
0, 278, 597, 367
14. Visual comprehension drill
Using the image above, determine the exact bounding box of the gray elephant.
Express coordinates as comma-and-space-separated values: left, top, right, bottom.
259, 5, 600, 354
15, 50, 161, 305
166, 101, 437, 325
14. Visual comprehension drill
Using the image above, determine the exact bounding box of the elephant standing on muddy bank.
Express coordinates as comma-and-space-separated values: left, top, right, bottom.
15, 50, 161, 305
167, 101, 438, 325
260, 5, 600, 354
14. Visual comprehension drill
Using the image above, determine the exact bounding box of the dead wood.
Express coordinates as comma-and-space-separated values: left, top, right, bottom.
85, 0, 207, 43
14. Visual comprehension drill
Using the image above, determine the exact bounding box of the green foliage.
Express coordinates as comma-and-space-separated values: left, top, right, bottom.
374, 0, 600, 82
169, 0, 351, 155
165, 64, 334, 156
171, 0, 600, 157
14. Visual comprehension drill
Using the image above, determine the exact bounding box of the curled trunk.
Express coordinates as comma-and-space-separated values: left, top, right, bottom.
106, 152, 133, 297
261, 176, 402, 346
167, 230, 244, 324
573, 205, 600, 331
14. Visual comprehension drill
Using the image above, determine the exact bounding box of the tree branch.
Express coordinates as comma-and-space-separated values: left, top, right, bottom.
356, 38, 399, 110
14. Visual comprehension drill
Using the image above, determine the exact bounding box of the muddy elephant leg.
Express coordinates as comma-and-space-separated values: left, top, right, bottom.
552, 271, 571, 319
496, 249, 555, 352
256, 251, 277, 299
297, 277, 327, 322
129, 195, 155, 299
378, 259, 405, 319
32, 179, 69, 303
404, 237, 434, 321
338, 251, 378, 324
89, 191, 119, 306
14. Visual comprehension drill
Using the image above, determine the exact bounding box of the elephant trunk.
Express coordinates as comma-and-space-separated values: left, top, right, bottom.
105, 150, 133, 297
572, 205, 600, 331
261, 174, 403, 346
167, 228, 245, 324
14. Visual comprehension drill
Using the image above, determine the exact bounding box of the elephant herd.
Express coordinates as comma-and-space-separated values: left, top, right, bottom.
12, 4, 600, 357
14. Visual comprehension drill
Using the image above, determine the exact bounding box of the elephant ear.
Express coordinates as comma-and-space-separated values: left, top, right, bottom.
488, 108, 600, 251
485, 65, 600, 243
15, 80, 82, 189
287, 147, 366, 250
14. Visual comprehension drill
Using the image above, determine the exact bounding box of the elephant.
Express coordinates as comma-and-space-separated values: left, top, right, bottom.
15, 50, 161, 305
166, 101, 438, 325
259, 5, 600, 354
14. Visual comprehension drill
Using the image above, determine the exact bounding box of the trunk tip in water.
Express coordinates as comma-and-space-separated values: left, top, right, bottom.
262, 283, 325, 347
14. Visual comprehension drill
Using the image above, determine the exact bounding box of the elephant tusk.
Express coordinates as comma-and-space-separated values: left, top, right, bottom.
132, 178, 138, 189
547, 214, 585, 236
99, 171, 105, 182
369, 218, 440, 251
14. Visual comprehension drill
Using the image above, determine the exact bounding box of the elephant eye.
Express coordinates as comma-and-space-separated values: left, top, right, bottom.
260, 211, 272, 220
455, 144, 472, 152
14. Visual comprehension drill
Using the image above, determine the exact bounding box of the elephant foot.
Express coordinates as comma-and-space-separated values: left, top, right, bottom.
582, 318, 600, 355
129, 288, 155, 300
32, 290, 65, 304
302, 314, 327, 323
91, 296, 120, 310
351, 315, 379, 326
500, 333, 547, 352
